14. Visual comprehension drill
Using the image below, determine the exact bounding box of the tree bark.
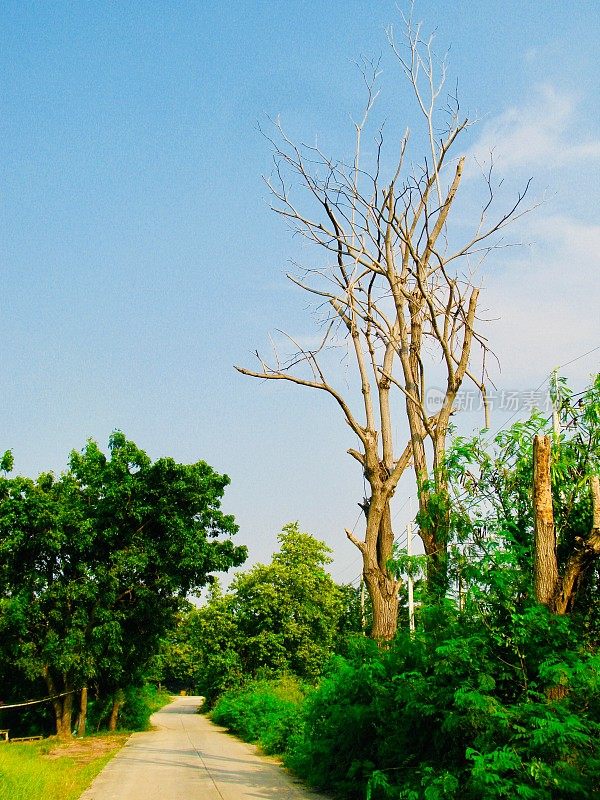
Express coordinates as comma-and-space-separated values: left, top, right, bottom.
77, 687, 88, 737
108, 689, 125, 731
60, 688, 74, 739
349, 490, 401, 640
533, 435, 559, 606
43, 667, 73, 739
364, 567, 399, 641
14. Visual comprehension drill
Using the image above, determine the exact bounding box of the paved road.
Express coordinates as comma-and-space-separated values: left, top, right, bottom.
80, 695, 328, 800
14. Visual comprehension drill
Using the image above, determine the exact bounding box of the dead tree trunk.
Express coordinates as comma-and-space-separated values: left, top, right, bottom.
236, 17, 531, 638
533, 435, 559, 605
348, 465, 405, 640
532, 436, 600, 615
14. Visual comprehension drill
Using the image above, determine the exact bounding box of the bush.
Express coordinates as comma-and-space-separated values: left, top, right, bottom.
117, 685, 171, 730
87, 684, 171, 733
284, 614, 600, 799
211, 675, 306, 755
284, 637, 387, 796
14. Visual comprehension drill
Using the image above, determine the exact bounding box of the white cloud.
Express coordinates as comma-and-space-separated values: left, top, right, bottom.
466, 85, 600, 174
483, 214, 600, 386
459, 85, 600, 389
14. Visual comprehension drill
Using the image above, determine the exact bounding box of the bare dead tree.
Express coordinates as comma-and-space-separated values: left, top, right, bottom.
236, 19, 532, 639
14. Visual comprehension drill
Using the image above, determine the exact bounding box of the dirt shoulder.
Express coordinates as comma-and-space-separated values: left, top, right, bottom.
44, 733, 129, 764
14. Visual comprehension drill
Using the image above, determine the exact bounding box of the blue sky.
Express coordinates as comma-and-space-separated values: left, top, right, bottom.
1, 1, 599, 584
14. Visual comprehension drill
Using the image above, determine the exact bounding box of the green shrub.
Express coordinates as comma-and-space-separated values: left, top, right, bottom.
284, 613, 600, 799
211, 675, 306, 755
117, 685, 171, 730
87, 684, 171, 732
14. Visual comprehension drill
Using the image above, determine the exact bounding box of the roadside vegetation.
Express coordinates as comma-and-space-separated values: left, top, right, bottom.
0, 734, 128, 800
0, 433, 244, 740
0, 10, 598, 797
154, 377, 600, 799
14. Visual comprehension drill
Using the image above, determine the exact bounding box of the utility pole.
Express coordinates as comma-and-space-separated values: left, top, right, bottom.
551, 369, 561, 440
407, 520, 415, 633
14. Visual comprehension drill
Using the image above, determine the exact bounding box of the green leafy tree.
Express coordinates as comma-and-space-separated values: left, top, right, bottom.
446, 374, 600, 628
0, 433, 246, 737
154, 583, 244, 704
231, 523, 344, 681
174, 524, 344, 703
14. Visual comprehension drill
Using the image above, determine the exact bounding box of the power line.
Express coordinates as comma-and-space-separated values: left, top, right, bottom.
556, 344, 600, 370
485, 374, 550, 443
392, 493, 414, 523
0, 688, 82, 711
337, 552, 363, 579
485, 345, 599, 444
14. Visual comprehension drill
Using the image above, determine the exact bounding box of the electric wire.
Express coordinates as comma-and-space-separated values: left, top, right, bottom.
484, 344, 599, 444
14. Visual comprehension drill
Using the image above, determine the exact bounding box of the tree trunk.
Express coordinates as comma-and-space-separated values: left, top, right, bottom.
77, 687, 88, 737
427, 544, 449, 599
533, 435, 559, 606
108, 689, 125, 731
429, 438, 452, 598
408, 419, 452, 600
417, 486, 451, 599
44, 667, 73, 739
50, 691, 73, 739
354, 493, 400, 641
60, 689, 74, 739
365, 568, 399, 641
552, 474, 600, 614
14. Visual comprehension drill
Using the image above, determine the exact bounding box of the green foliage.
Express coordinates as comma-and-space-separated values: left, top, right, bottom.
231, 523, 344, 681
275, 380, 600, 798
0, 451, 13, 473
85, 684, 171, 732
211, 675, 306, 755
446, 375, 600, 631
283, 612, 600, 799
157, 523, 346, 703
0, 433, 245, 734
154, 584, 244, 704
335, 583, 373, 646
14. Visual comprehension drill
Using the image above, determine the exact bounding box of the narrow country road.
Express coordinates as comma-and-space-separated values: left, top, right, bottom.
80, 695, 329, 800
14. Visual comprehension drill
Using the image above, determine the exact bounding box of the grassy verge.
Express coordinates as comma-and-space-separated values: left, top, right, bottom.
0, 734, 128, 800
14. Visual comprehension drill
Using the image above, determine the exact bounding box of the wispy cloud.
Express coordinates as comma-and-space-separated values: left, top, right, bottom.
484, 214, 600, 384
466, 85, 600, 174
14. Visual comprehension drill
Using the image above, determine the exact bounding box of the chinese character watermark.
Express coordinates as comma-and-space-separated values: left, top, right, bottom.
425, 388, 551, 414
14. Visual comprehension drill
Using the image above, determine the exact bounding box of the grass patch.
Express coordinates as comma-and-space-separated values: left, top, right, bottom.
0, 733, 128, 800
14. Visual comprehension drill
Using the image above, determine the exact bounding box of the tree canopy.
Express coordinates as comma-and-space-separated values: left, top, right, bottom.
157, 523, 345, 703
231, 523, 344, 681
0, 432, 246, 736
